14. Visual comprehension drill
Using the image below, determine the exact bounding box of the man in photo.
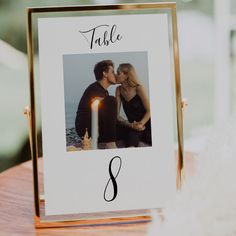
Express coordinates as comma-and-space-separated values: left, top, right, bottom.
75, 60, 117, 149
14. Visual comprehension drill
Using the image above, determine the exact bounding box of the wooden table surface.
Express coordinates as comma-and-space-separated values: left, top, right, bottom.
0, 153, 195, 235
0, 159, 149, 236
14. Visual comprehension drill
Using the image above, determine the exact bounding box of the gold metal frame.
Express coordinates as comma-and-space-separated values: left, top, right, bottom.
26, 2, 184, 228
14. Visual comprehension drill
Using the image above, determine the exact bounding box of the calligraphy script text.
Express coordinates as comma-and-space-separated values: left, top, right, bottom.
103, 156, 122, 202
79, 24, 122, 49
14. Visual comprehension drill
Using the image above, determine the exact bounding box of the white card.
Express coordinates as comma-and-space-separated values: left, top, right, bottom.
38, 13, 176, 216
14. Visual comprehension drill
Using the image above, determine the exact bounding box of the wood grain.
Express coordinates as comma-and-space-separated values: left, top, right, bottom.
0, 152, 196, 235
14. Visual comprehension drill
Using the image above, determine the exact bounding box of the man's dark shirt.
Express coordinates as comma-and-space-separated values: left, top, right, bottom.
75, 82, 109, 138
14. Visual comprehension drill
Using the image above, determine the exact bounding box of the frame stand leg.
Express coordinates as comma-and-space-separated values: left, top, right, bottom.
177, 98, 188, 190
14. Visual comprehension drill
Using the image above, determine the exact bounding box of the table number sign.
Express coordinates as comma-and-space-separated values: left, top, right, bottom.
26, 2, 184, 228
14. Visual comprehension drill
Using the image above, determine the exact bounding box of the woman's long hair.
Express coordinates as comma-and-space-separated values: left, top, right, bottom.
118, 63, 139, 87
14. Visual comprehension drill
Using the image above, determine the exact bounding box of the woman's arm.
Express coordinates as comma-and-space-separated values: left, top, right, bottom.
136, 85, 151, 126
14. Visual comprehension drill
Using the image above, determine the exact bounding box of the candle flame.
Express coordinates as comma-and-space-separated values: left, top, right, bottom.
92, 99, 100, 107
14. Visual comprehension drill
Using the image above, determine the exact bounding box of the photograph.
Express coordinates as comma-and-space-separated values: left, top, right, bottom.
64, 51, 152, 151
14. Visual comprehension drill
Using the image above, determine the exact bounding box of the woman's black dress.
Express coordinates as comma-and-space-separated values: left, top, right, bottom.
118, 93, 152, 147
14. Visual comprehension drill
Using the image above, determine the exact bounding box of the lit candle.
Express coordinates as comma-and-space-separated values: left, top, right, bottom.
91, 99, 100, 149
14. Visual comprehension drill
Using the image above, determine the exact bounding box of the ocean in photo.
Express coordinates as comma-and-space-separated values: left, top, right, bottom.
65, 102, 78, 129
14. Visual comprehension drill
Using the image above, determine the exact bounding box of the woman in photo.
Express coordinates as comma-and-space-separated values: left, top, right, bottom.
116, 63, 152, 147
